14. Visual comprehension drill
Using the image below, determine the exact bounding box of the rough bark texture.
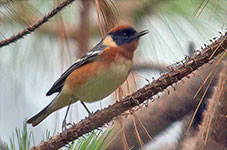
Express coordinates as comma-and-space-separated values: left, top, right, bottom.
30, 33, 226, 150
108, 57, 222, 149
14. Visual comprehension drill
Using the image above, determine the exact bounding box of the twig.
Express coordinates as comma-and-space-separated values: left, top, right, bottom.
30, 32, 226, 150
0, 0, 76, 48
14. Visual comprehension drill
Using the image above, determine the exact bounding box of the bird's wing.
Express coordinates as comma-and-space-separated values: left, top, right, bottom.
46, 42, 107, 96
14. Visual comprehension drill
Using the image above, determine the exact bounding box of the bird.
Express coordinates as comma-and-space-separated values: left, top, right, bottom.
27, 25, 149, 127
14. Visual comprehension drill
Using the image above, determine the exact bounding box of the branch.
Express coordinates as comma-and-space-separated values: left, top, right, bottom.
0, 0, 76, 48
108, 59, 222, 149
30, 32, 227, 150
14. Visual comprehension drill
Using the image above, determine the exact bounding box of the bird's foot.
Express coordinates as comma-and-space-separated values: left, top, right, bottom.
88, 111, 94, 116
62, 120, 73, 131
62, 120, 67, 131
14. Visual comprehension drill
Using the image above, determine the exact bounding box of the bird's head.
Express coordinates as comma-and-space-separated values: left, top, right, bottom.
102, 25, 149, 52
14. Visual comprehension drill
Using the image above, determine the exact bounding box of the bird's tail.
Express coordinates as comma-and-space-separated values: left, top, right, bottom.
27, 93, 72, 127
27, 102, 52, 127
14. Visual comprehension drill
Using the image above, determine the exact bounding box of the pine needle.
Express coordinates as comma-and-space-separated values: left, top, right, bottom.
95, 0, 118, 37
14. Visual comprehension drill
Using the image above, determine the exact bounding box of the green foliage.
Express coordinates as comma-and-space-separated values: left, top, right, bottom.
9, 121, 34, 150
66, 128, 113, 150
7, 121, 113, 150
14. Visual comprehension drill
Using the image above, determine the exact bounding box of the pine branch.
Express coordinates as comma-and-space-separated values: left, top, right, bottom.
108, 60, 222, 149
30, 32, 226, 150
0, 0, 76, 48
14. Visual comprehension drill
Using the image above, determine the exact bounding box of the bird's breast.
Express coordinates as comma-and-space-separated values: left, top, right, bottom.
64, 55, 133, 102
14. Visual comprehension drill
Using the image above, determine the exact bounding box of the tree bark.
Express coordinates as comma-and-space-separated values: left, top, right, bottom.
108, 57, 223, 149
30, 33, 226, 150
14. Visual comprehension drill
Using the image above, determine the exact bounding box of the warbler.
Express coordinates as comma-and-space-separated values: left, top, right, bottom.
27, 25, 148, 126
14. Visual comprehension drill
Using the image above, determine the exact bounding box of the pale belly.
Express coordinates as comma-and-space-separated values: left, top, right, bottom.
74, 60, 132, 102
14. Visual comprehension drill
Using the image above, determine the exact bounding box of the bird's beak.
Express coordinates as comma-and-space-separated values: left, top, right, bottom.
134, 30, 149, 39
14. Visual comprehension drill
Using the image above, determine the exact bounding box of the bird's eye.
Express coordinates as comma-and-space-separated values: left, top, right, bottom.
122, 32, 129, 39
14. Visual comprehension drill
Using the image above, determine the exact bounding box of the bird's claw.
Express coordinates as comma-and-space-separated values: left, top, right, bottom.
62, 120, 73, 131
88, 111, 94, 116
